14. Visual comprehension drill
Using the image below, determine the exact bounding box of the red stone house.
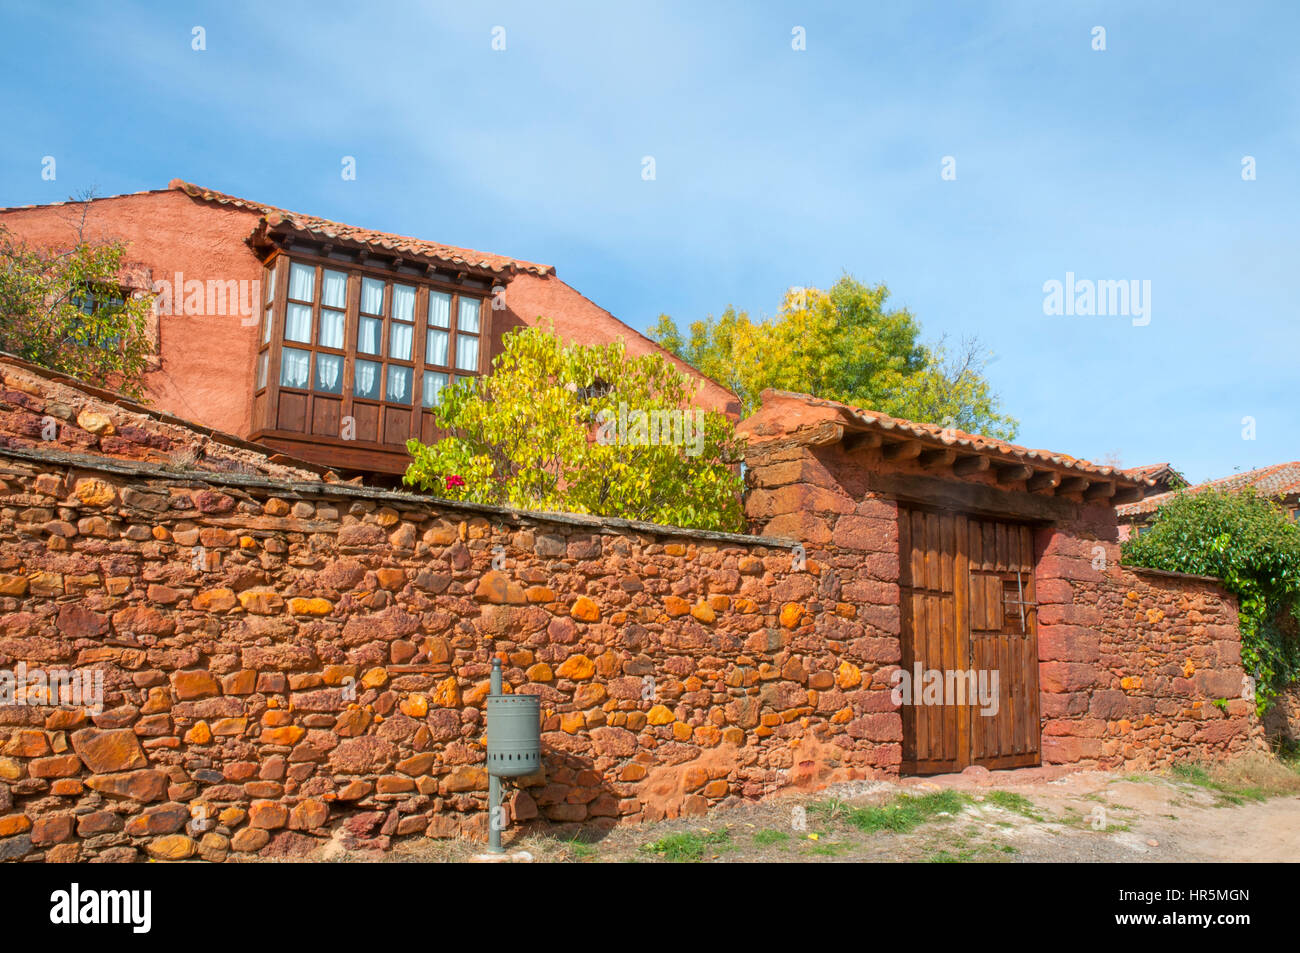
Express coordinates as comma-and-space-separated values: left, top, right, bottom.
1117, 461, 1300, 540
0, 181, 737, 479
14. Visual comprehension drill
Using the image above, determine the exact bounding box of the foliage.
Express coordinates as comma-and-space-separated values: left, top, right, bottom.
0, 196, 154, 399
638, 828, 732, 862
1122, 487, 1300, 712
650, 274, 1018, 439
404, 323, 745, 531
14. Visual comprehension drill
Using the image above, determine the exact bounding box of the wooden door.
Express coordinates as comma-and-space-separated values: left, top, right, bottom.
898, 506, 1041, 774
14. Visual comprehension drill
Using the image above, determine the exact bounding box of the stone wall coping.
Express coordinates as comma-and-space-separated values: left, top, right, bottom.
1123, 563, 1228, 587
0, 442, 799, 549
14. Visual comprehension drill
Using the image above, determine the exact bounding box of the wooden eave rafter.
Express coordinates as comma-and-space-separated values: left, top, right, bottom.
816, 413, 1152, 503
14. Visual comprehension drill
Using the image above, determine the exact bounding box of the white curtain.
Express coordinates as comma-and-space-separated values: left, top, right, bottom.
456, 334, 478, 371
426, 328, 449, 366
392, 284, 416, 321
285, 303, 312, 343
423, 371, 447, 407
360, 277, 385, 315
264, 265, 276, 305
429, 291, 451, 328
322, 269, 347, 309
288, 262, 314, 302
458, 296, 481, 333
280, 348, 310, 388
262, 306, 272, 343
316, 354, 342, 392
319, 309, 345, 348
389, 321, 413, 360
256, 352, 268, 389
355, 360, 379, 398
357, 316, 381, 354
387, 366, 411, 403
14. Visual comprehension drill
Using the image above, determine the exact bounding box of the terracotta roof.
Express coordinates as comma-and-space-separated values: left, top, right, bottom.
169, 179, 553, 278
741, 389, 1151, 487
1117, 461, 1300, 517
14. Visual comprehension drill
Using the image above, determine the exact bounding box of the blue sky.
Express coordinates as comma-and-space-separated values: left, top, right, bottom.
2, 1, 1296, 482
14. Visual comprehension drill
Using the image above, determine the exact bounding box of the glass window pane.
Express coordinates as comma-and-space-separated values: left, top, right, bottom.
354, 359, 381, 400
288, 262, 315, 302
319, 309, 345, 349
426, 328, 449, 366
262, 306, 272, 344
455, 333, 479, 371
392, 284, 416, 321
386, 365, 412, 404
285, 302, 312, 343
256, 351, 268, 390
264, 265, 276, 305
458, 296, 481, 333
279, 347, 311, 389
357, 316, 382, 355
389, 321, 413, 360
322, 269, 348, 309
428, 291, 451, 328
314, 353, 343, 394
360, 277, 385, 315
423, 371, 448, 407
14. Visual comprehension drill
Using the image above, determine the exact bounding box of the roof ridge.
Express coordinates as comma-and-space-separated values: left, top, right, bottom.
167, 179, 553, 277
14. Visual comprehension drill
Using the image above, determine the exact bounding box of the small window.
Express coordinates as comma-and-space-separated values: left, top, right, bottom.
287, 262, 314, 302
423, 371, 448, 407
455, 334, 479, 371
280, 347, 310, 389
314, 354, 343, 394
255, 351, 268, 390
458, 297, 481, 333
319, 309, 345, 348
357, 316, 382, 355
386, 365, 412, 404
285, 303, 312, 343
354, 359, 381, 400
360, 277, 385, 315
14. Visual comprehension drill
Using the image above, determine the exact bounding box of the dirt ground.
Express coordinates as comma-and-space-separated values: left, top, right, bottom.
306, 753, 1300, 864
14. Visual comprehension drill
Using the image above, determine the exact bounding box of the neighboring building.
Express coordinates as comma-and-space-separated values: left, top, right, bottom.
0, 181, 738, 479
1117, 461, 1300, 539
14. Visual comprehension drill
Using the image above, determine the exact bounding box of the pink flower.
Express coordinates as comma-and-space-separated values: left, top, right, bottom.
445, 474, 465, 488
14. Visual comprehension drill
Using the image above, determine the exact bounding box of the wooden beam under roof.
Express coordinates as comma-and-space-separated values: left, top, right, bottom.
1084, 481, 1117, 501
953, 454, 990, 476
918, 448, 956, 470
882, 439, 923, 461
995, 463, 1034, 484
1027, 470, 1061, 493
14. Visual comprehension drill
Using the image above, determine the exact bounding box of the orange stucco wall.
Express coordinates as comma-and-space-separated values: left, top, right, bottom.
0, 190, 264, 438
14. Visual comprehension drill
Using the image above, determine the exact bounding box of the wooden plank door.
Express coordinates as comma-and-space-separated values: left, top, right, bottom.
966, 517, 1042, 769
899, 506, 1041, 774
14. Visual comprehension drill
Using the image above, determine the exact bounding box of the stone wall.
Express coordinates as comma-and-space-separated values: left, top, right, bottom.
0, 446, 895, 862
1035, 515, 1262, 768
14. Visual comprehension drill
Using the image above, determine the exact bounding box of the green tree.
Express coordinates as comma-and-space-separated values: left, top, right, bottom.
404, 323, 745, 531
1122, 487, 1300, 713
0, 195, 155, 399
650, 274, 1017, 440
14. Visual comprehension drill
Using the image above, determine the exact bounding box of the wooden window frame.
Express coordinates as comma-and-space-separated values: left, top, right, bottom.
253, 250, 490, 456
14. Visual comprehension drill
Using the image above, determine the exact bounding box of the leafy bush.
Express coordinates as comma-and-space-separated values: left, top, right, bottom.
0, 208, 155, 399
404, 323, 745, 531
1122, 487, 1300, 711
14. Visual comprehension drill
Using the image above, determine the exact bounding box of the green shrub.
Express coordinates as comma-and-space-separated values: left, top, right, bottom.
1122, 487, 1300, 712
